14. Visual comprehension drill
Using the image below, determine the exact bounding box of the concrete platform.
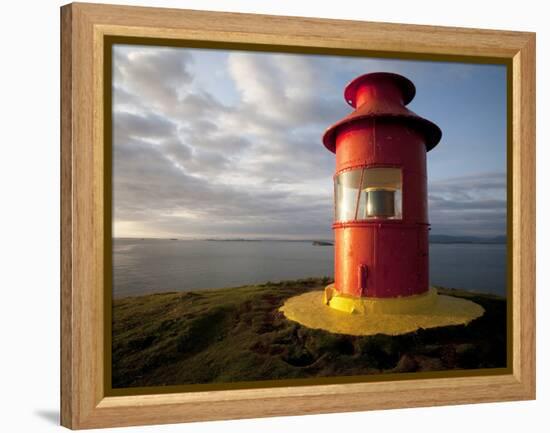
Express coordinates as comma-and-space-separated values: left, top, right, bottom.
279, 288, 485, 336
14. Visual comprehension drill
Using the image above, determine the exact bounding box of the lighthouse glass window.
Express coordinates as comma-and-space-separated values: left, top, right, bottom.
334, 167, 403, 221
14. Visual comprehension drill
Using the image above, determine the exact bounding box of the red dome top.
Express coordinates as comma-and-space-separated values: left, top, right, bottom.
322, 72, 441, 153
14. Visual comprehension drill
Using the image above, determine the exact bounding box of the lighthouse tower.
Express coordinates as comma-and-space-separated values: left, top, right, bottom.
322, 72, 441, 313
280, 72, 484, 335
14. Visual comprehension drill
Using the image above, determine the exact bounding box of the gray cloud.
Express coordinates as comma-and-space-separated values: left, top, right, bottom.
114, 47, 194, 113
112, 46, 505, 239
428, 172, 506, 236
113, 135, 332, 238
111, 46, 341, 239
114, 110, 176, 143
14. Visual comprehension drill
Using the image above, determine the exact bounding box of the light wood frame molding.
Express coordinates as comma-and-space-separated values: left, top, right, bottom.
60, 2, 536, 429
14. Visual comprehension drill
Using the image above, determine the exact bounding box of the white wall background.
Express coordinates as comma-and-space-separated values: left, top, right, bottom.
0, 0, 546, 431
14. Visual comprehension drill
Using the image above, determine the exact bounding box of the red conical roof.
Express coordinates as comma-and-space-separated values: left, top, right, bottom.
322, 72, 442, 153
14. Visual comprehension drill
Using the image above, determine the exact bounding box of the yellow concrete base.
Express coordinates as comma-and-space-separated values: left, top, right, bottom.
280, 287, 484, 336
324, 284, 438, 315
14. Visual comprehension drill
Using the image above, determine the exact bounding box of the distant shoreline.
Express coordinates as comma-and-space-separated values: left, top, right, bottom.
114, 237, 506, 245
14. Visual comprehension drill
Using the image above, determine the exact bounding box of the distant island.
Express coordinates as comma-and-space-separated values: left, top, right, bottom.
312, 240, 334, 246
204, 238, 263, 242
429, 235, 506, 244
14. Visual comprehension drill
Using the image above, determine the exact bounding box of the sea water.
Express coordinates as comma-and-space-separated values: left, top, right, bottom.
112, 239, 506, 298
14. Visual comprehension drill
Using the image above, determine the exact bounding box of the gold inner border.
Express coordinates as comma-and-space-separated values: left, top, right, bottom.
103, 35, 513, 397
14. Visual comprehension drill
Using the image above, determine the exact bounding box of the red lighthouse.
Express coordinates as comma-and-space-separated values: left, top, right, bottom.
280, 72, 484, 335
322, 72, 441, 310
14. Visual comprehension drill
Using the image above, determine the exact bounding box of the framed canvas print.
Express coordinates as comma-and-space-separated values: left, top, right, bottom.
60, 2, 536, 429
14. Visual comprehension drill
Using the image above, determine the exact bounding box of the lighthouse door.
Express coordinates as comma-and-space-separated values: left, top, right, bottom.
358, 264, 368, 296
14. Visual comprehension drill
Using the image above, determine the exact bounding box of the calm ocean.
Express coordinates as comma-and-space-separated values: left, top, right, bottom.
112, 239, 507, 298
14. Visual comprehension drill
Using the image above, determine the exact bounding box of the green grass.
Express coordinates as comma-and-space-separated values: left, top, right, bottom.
112, 277, 507, 388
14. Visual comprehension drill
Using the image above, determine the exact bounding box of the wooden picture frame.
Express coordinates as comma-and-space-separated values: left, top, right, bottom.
60, 2, 536, 429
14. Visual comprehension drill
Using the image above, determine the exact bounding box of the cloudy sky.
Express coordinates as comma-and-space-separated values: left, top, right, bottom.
112, 44, 507, 239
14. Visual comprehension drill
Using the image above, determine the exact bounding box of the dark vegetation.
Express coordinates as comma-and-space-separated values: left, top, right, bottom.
112, 278, 507, 388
